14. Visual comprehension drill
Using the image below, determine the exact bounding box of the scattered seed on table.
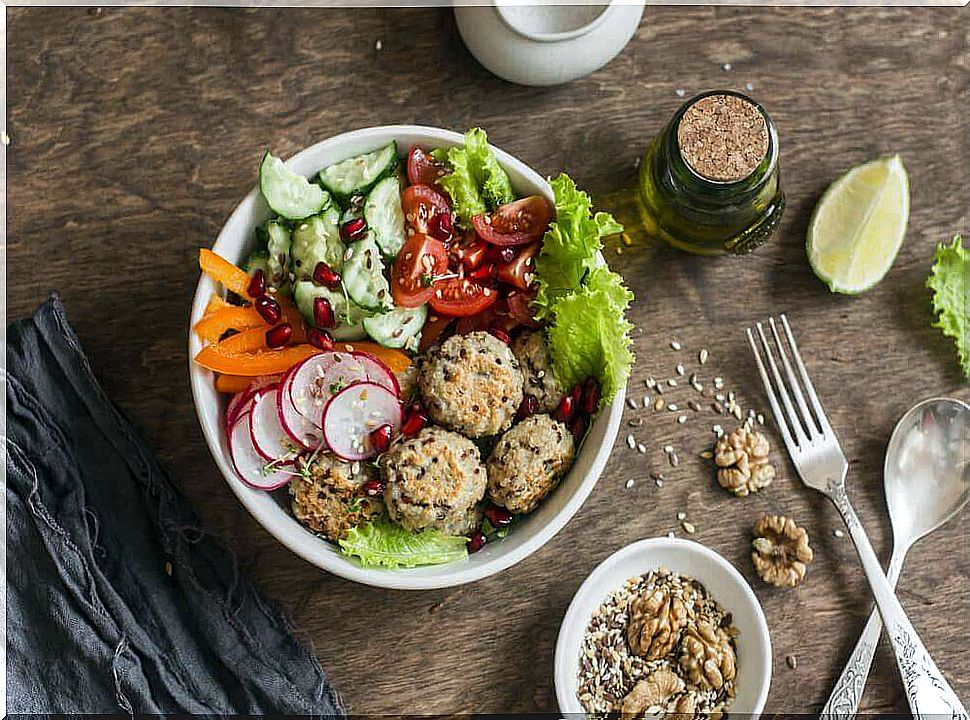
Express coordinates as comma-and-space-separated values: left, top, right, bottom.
676, 511, 687, 521
643, 396, 650, 408
688, 400, 702, 412
682, 521, 696, 534
668, 379, 678, 387
645, 377, 657, 389
663, 445, 674, 454
714, 377, 724, 390
699, 450, 714, 460
667, 530, 676, 539
655, 478, 665, 488
655, 384, 664, 395
758, 413, 765, 425
699, 348, 709, 365
715, 393, 726, 402
625, 479, 635, 489
787, 655, 798, 670
637, 443, 647, 454
733, 405, 744, 420
713, 424, 724, 436
650, 471, 666, 482
676, 364, 685, 376
627, 398, 638, 410
654, 398, 665, 411
669, 452, 680, 467
626, 434, 636, 449
668, 403, 679, 412
678, 415, 688, 424
628, 418, 643, 427
671, 340, 682, 350
834, 529, 845, 538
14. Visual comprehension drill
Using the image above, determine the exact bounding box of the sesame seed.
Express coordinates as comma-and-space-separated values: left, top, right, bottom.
627, 398, 638, 410
713, 424, 724, 436
676, 511, 687, 521
627, 418, 643, 427
699, 450, 714, 460
786, 655, 798, 670
676, 364, 685, 376
758, 413, 765, 425
834, 529, 845, 538
670, 340, 682, 350
677, 415, 688, 424
722, 62, 733, 71
642, 396, 650, 408
637, 443, 646, 454
675, 88, 686, 98
655, 478, 665, 488
699, 348, 709, 365
667, 403, 679, 411
625, 479, 635, 489
688, 400, 702, 412
669, 452, 680, 467
663, 445, 674, 454
667, 530, 676, 538
626, 434, 636, 449
667, 379, 678, 387
645, 377, 656, 389
746, 82, 755, 91
682, 521, 696, 534
164, 561, 173, 576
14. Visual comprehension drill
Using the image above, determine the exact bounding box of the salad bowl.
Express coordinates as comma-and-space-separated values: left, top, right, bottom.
189, 125, 626, 590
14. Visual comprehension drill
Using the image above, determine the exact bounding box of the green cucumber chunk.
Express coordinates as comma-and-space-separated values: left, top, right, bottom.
259, 152, 330, 220
243, 250, 272, 278
293, 280, 370, 341
364, 176, 406, 259
255, 219, 293, 295
290, 207, 343, 281
341, 234, 393, 312
363, 305, 428, 352
317, 142, 398, 204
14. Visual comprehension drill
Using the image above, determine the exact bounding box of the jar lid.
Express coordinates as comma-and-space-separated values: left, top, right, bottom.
676, 94, 769, 183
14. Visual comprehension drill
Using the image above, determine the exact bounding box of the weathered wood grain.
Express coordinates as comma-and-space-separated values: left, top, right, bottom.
7, 6, 969, 715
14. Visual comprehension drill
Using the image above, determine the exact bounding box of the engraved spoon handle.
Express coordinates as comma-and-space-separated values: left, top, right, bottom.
835, 497, 967, 719
820, 548, 906, 718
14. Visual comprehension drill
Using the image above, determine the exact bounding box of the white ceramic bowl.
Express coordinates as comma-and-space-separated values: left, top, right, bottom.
455, 0, 645, 87
188, 125, 625, 590
555, 538, 772, 716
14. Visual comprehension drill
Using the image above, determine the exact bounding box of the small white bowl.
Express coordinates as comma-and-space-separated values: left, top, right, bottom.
455, 0, 645, 87
555, 538, 772, 716
188, 125, 625, 590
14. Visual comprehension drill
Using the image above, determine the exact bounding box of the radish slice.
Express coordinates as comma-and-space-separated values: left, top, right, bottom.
322, 382, 402, 461
249, 386, 297, 465
228, 411, 292, 490
289, 351, 399, 424
226, 376, 277, 429
347, 351, 400, 397
277, 374, 324, 451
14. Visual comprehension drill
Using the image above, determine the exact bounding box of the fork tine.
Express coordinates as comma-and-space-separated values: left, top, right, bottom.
746, 327, 798, 458
756, 322, 811, 449
769, 317, 821, 439
780, 314, 834, 434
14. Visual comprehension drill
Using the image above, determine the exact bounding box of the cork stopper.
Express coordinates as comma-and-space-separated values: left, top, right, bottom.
677, 94, 769, 183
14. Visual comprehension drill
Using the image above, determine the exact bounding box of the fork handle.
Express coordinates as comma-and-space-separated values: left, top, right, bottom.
832, 491, 968, 719
820, 548, 907, 718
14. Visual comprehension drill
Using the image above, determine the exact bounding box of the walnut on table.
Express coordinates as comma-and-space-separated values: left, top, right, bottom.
679, 620, 737, 692
714, 426, 775, 497
626, 586, 688, 660
751, 514, 814, 588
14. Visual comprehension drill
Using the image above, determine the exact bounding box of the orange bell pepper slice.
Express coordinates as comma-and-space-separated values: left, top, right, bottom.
335, 341, 412, 374
199, 249, 253, 300
215, 373, 261, 394
217, 327, 269, 354
194, 306, 264, 343
204, 294, 233, 316
195, 343, 322, 377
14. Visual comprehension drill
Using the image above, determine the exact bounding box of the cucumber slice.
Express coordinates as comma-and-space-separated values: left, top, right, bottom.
341, 234, 393, 312
364, 176, 406, 258
340, 196, 366, 225
293, 281, 369, 341
259, 152, 331, 220
255, 220, 293, 294
363, 305, 428, 351
290, 207, 343, 280
317, 142, 398, 204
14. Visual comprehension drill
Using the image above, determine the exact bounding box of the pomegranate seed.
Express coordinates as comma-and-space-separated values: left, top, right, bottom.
400, 405, 428, 437
568, 414, 588, 443
363, 479, 386, 497
488, 322, 511, 344
467, 531, 486, 554
570, 383, 583, 407
470, 263, 495, 281
255, 295, 282, 325
340, 217, 367, 242
581, 377, 601, 415
516, 394, 539, 421
370, 423, 393, 454
553, 393, 576, 424
313, 296, 336, 329
312, 262, 341, 289
308, 328, 334, 351
484, 504, 513, 529
247, 269, 266, 298
428, 212, 454, 241
265, 323, 292, 349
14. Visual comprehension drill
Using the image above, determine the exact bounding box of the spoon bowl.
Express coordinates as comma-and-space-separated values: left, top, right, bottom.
884, 397, 970, 546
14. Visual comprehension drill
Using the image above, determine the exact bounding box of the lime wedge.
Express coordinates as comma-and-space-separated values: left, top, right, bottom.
807, 155, 910, 294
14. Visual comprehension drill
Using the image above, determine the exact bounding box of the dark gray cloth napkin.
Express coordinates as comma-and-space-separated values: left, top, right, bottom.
5, 295, 345, 716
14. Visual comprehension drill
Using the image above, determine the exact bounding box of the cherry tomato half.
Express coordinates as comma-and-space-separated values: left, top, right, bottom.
454, 301, 518, 336
450, 231, 489, 271
402, 184, 451, 235
407, 147, 448, 189
419, 312, 453, 352
471, 195, 552, 247
496, 242, 540, 291
506, 288, 540, 328
391, 233, 449, 308
429, 277, 499, 317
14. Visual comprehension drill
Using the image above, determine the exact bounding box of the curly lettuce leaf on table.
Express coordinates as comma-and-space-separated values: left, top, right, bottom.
339, 515, 468, 568
927, 235, 969, 379
534, 173, 634, 406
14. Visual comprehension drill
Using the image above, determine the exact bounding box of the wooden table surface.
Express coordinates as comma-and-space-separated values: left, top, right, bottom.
8, 6, 969, 715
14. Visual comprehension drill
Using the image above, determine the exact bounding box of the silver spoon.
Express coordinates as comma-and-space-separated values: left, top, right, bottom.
822, 397, 970, 717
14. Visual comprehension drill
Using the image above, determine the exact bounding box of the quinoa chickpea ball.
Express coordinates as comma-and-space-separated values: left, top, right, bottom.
417, 331, 524, 438
511, 329, 563, 413
290, 454, 383, 540
486, 414, 575, 514
380, 426, 487, 533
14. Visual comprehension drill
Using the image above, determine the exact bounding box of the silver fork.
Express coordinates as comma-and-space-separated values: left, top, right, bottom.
747, 315, 967, 720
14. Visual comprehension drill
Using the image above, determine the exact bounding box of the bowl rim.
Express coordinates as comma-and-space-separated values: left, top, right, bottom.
553, 537, 772, 715
188, 124, 625, 590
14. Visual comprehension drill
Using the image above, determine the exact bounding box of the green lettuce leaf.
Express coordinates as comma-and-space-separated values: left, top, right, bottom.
927, 235, 969, 379
338, 515, 468, 568
436, 128, 515, 223
534, 174, 624, 317
547, 266, 635, 405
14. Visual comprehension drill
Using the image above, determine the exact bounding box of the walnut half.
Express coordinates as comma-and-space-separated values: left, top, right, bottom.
620, 668, 685, 716
679, 620, 737, 691
626, 586, 688, 660
752, 514, 814, 587
714, 426, 775, 497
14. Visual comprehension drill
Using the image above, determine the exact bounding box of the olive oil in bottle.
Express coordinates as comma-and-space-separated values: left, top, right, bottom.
636, 90, 785, 255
